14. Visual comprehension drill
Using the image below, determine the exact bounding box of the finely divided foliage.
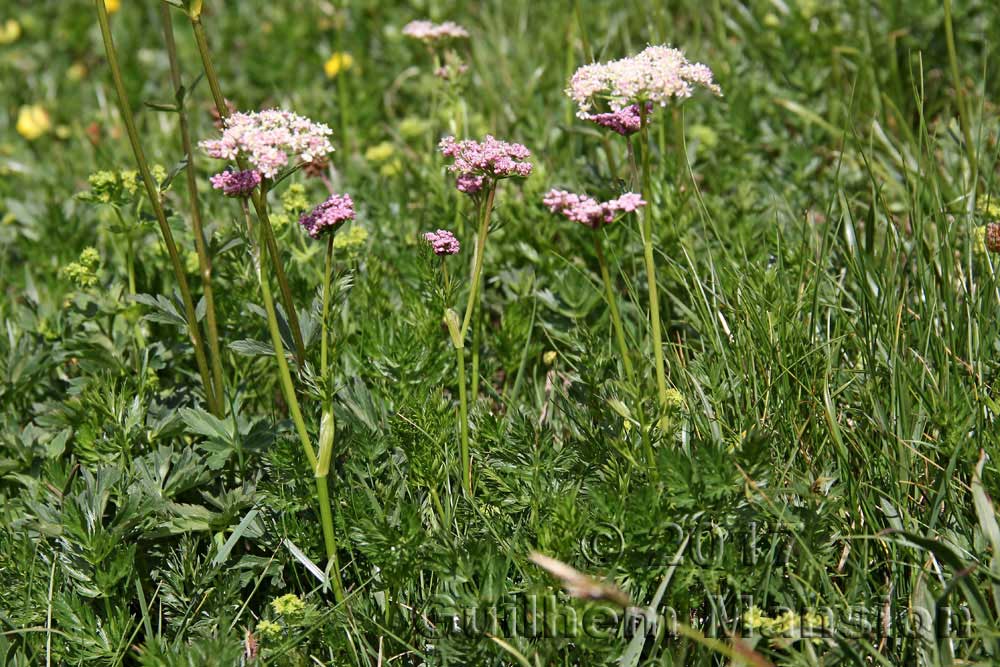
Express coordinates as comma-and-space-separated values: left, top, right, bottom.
2, 2, 1000, 667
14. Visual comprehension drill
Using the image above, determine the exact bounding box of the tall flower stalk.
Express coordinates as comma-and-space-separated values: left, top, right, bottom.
186, 3, 307, 365
239, 190, 350, 604
566, 45, 721, 427
438, 136, 532, 495
94, 0, 220, 416
159, 4, 226, 413
542, 189, 656, 470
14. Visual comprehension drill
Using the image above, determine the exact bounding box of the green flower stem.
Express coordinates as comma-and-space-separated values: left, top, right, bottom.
314, 473, 346, 603
443, 309, 470, 496
111, 207, 136, 294
321, 234, 334, 376
593, 232, 656, 473
245, 203, 316, 470
592, 233, 634, 382
637, 105, 669, 427
470, 303, 481, 402
456, 340, 471, 495
460, 185, 496, 338
189, 12, 307, 366
160, 3, 226, 412
943, 0, 978, 198
94, 0, 219, 416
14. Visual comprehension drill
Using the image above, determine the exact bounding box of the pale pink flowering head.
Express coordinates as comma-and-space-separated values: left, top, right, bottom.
402, 20, 469, 43
439, 135, 533, 180
543, 189, 646, 229
567, 45, 721, 117
298, 193, 355, 239
199, 109, 334, 179
209, 169, 261, 198
424, 229, 461, 255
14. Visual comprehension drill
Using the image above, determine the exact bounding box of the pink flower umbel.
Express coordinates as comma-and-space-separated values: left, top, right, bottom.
298, 193, 355, 239
543, 189, 646, 229
584, 103, 651, 136
567, 45, 721, 116
424, 229, 461, 255
402, 20, 469, 43
439, 135, 533, 180
210, 169, 262, 198
200, 109, 334, 179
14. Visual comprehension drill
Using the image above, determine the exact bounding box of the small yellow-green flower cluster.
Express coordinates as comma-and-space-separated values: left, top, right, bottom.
79, 167, 164, 206
255, 619, 281, 639
333, 224, 368, 260
365, 141, 402, 177
270, 593, 306, 616
271, 184, 311, 230
742, 606, 827, 643
663, 388, 684, 410
62, 248, 101, 288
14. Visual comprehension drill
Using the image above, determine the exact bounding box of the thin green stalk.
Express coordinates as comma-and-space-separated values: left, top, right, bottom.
461, 185, 496, 337
94, 0, 219, 416
456, 341, 471, 495
314, 474, 346, 603
637, 105, 669, 425
189, 11, 307, 365
245, 203, 316, 470
593, 233, 656, 473
443, 308, 470, 496
160, 3, 226, 411
111, 207, 136, 294
470, 303, 481, 402
593, 234, 634, 382
247, 203, 345, 599
321, 234, 334, 376
943, 0, 978, 199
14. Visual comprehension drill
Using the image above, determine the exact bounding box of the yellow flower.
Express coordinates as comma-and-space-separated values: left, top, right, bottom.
105, 0, 121, 13
16, 105, 52, 141
324, 52, 354, 78
0, 19, 21, 44
543, 351, 558, 366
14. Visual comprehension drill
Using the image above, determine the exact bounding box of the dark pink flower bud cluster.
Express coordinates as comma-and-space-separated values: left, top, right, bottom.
584, 103, 651, 136
423, 229, 461, 255
298, 193, 355, 239
209, 169, 262, 198
543, 189, 646, 229
439, 135, 533, 181
456, 174, 485, 195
